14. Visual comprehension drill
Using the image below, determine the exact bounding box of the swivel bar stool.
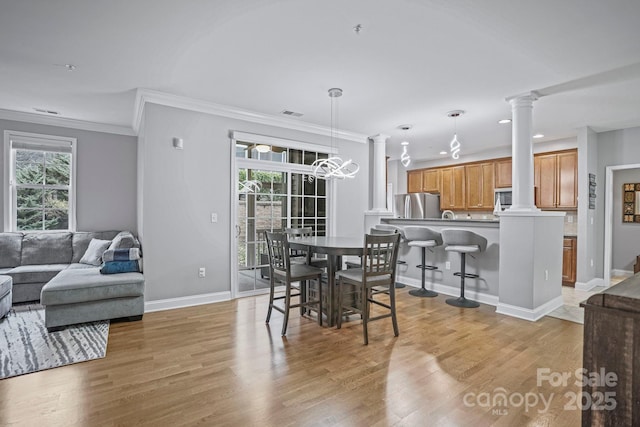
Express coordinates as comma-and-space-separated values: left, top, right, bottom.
373, 224, 407, 288
441, 229, 487, 308
402, 226, 442, 297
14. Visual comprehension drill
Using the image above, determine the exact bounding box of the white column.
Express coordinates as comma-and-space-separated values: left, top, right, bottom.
370, 134, 389, 212
507, 92, 539, 211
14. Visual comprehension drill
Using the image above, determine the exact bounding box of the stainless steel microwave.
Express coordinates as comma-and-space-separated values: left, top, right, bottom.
494, 188, 512, 209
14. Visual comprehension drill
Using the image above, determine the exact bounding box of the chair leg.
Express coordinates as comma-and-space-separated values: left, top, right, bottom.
337, 278, 343, 329
409, 247, 438, 298
362, 286, 369, 345
300, 280, 307, 316
446, 253, 480, 308
317, 276, 323, 327
266, 275, 275, 323
390, 284, 399, 337
281, 283, 292, 336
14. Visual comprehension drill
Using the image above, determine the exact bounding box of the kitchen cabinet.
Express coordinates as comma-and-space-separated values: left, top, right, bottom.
465, 162, 495, 209
494, 158, 512, 188
407, 170, 423, 193
422, 169, 441, 193
440, 166, 466, 210
534, 150, 577, 209
556, 151, 578, 209
562, 236, 577, 286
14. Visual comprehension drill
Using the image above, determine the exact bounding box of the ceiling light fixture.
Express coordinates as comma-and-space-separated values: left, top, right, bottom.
533, 133, 544, 139
64, 64, 76, 72
498, 119, 512, 124
447, 110, 465, 160
353, 24, 363, 35
255, 144, 271, 153
399, 125, 412, 168
309, 88, 359, 181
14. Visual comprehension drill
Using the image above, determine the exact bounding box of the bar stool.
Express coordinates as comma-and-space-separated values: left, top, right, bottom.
373, 224, 407, 288
403, 226, 442, 298
441, 229, 487, 308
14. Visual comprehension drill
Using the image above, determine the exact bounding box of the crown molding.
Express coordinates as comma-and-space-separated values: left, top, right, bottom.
0, 108, 135, 136
133, 88, 368, 143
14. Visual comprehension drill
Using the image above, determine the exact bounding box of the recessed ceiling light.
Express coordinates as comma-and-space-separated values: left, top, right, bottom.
498, 119, 511, 124
439, 151, 447, 155
533, 133, 544, 139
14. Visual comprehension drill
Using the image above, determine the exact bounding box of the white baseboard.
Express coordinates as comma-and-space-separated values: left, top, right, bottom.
144, 291, 231, 313
611, 269, 633, 278
495, 295, 564, 322
396, 275, 499, 307
575, 277, 605, 291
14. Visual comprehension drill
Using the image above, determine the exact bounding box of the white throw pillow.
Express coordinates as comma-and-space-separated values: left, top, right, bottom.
79, 238, 111, 266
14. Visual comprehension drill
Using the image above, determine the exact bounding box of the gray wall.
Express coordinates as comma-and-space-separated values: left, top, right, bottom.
0, 119, 137, 232
139, 103, 369, 302
576, 127, 599, 284
597, 126, 640, 278
612, 168, 640, 272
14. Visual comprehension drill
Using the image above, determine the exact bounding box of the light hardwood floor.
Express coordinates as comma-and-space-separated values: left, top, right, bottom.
0, 290, 584, 426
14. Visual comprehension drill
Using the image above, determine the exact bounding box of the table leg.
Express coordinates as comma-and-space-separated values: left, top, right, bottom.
325, 254, 343, 327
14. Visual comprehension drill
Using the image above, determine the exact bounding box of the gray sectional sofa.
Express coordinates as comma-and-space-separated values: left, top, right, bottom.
0, 231, 144, 331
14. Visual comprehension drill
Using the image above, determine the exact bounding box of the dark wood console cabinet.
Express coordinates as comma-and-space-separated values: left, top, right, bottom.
581, 274, 640, 426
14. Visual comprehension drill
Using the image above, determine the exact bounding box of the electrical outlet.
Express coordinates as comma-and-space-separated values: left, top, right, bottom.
590, 217, 594, 225
568, 215, 573, 223
198, 267, 206, 278
445, 261, 451, 270
211, 213, 218, 223
590, 259, 594, 267
545, 270, 549, 281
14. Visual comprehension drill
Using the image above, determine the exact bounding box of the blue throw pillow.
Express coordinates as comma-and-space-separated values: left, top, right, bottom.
100, 260, 139, 274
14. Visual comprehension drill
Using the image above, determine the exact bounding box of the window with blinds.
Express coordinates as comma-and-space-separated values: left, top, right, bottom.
4, 131, 76, 231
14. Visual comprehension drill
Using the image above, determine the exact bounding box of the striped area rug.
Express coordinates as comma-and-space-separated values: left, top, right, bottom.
0, 304, 109, 379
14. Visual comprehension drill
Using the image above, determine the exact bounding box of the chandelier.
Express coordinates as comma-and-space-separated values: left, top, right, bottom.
309, 88, 359, 181
447, 110, 464, 160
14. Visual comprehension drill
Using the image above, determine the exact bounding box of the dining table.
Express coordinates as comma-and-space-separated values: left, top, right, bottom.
289, 236, 364, 327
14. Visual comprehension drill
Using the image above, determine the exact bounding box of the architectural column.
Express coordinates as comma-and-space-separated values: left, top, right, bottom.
364, 133, 392, 234
370, 134, 390, 212
507, 92, 539, 211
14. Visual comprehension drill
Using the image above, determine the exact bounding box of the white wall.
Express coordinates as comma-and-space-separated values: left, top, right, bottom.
0, 119, 137, 232
612, 168, 640, 272
138, 103, 369, 302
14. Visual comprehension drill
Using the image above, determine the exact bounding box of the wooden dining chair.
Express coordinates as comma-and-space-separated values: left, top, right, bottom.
284, 227, 328, 269
265, 231, 324, 336
336, 233, 401, 345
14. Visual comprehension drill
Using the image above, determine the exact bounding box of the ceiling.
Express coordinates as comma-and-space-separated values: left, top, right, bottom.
1, 0, 640, 162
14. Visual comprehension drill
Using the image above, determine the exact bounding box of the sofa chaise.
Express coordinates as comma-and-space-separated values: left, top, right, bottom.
0, 231, 144, 331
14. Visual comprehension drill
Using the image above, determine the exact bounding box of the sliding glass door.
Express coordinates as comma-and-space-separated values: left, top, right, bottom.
233, 138, 330, 296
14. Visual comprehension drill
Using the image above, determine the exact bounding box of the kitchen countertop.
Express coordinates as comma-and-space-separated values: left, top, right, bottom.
383, 217, 500, 224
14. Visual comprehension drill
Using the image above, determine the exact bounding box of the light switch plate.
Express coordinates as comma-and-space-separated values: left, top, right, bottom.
211, 213, 218, 223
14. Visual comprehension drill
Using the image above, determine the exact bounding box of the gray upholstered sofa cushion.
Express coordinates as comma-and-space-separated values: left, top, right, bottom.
6, 264, 68, 284
21, 232, 73, 265
0, 275, 11, 298
0, 232, 23, 268
41, 267, 144, 305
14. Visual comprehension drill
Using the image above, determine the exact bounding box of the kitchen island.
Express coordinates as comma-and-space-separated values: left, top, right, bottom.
381, 218, 500, 305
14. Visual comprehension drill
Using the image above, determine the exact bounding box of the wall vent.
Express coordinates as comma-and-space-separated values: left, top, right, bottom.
280, 110, 303, 117
34, 108, 60, 115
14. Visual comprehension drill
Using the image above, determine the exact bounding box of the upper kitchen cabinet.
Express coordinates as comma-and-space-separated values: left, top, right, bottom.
440, 166, 466, 210
465, 162, 495, 209
534, 149, 577, 210
407, 169, 423, 193
422, 169, 441, 193
494, 158, 512, 188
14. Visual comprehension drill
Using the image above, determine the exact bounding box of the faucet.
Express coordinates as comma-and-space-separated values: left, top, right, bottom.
442, 210, 454, 220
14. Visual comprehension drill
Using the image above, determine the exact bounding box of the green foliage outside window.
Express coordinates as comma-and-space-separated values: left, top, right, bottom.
15, 150, 70, 231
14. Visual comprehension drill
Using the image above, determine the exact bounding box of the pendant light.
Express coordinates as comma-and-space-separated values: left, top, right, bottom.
399, 125, 412, 167
447, 110, 464, 160
309, 88, 359, 181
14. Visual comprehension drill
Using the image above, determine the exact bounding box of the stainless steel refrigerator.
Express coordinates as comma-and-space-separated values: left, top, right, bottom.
393, 193, 441, 219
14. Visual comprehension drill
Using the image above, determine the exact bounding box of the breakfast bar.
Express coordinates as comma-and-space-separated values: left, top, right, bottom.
381, 218, 501, 305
